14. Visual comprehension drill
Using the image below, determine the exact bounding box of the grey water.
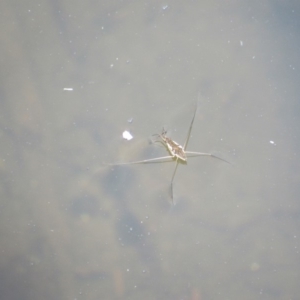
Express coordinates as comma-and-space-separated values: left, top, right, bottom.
0, 1, 299, 299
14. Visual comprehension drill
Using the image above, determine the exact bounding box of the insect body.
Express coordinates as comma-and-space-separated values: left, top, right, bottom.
153, 129, 187, 161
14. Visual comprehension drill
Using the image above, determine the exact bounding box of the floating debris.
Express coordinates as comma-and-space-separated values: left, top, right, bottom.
122, 130, 133, 141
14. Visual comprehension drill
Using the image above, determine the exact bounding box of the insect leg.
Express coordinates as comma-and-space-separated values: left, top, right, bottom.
104, 155, 174, 166
169, 158, 179, 203
185, 151, 231, 164
183, 101, 198, 150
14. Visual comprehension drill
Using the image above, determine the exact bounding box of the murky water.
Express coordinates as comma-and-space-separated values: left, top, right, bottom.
0, 1, 299, 299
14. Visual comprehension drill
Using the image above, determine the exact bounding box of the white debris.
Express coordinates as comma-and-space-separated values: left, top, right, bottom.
122, 130, 133, 141
269, 140, 276, 145
63, 88, 73, 91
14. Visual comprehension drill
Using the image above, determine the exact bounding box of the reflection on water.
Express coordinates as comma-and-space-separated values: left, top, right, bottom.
1, 0, 300, 299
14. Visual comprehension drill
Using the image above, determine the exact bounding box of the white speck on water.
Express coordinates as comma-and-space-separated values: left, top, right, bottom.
122, 130, 133, 140
127, 118, 133, 123
63, 88, 73, 91
240, 40, 243, 46
269, 140, 276, 145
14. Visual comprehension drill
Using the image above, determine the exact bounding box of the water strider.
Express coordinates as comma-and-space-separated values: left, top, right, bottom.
106, 101, 230, 203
